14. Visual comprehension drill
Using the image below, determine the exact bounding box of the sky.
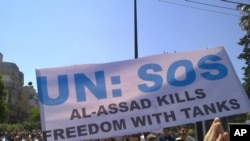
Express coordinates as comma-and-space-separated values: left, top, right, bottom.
0, 0, 249, 90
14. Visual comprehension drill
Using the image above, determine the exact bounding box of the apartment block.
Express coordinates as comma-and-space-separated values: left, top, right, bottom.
0, 52, 39, 123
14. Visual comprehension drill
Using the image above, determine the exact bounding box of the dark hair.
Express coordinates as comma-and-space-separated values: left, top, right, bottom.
163, 127, 170, 130
126, 134, 140, 141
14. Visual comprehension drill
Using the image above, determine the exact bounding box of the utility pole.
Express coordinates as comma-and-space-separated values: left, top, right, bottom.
134, 0, 138, 59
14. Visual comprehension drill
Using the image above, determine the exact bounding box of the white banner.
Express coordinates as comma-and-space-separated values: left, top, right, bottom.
36, 46, 250, 141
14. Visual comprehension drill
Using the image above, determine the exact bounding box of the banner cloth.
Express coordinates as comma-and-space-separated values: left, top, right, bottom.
36, 46, 250, 141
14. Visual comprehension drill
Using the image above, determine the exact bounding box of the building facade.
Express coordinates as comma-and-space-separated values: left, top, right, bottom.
0, 52, 39, 123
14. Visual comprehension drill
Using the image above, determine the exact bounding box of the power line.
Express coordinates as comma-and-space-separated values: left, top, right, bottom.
186, 0, 238, 11
221, 0, 250, 6
159, 0, 239, 16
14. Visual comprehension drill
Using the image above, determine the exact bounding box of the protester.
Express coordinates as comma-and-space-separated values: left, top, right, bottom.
124, 134, 140, 141
203, 117, 229, 141
158, 127, 176, 141
0, 117, 230, 141
140, 132, 150, 141
176, 126, 195, 141
0, 131, 9, 141
146, 133, 157, 141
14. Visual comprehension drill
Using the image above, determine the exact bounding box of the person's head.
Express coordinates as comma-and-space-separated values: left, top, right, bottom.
163, 127, 171, 136
180, 127, 188, 137
146, 133, 157, 141
128, 134, 140, 141
104, 137, 116, 141
14, 135, 21, 141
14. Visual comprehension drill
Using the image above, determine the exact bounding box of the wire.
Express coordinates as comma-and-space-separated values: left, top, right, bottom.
221, 0, 250, 6
158, 0, 240, 16
186, 0, 238, 11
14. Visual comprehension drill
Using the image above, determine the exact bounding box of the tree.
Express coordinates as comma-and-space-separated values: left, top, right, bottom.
25, 107, 41, 130
237, 4, 250, 98
28, 107, 40, 122
0, 75, 8, 123
227, 3, 250, 124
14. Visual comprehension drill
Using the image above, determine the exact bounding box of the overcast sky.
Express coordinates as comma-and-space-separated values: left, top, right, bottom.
0, 0, 249, 89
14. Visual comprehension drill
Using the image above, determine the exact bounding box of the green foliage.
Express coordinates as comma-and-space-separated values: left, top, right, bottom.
24, 121, 41, 131
28, 107, 40, 122
26, 107, 41, 130
0, 123, 24, 131
237, 4, 250, 98
0, 74, 8, 123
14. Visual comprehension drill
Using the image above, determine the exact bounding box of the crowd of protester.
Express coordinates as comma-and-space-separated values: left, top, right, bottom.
0, 118, 229, 141
101, 118, 228, 141
0, 126, 194, 141
97, 126, 195, 141
0, 129, 43, 141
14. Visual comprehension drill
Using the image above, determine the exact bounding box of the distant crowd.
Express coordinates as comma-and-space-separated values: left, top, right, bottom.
0, 126, 194, 141
0, 117, 230, 141
0, 129, 43, 141
98, 126, 195, 141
